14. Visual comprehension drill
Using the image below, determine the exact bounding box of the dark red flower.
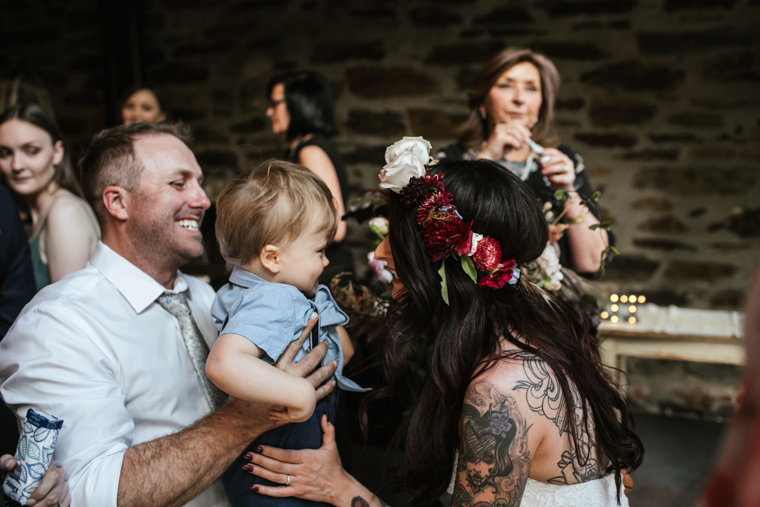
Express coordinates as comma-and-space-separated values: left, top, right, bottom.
472, 237, 502, 272
400, 177, 424, 207
420, 173, 444, 192
422, 216, 473, 263
478, 258, 517, 289
416, 190, 453, 225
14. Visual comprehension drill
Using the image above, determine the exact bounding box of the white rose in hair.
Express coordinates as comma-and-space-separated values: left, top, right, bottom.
384, 136, 432, 164
379, 136, 432, 193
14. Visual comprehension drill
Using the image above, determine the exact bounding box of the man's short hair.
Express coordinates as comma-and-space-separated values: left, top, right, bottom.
215, 160, 338, 266
79, 121, 193, 225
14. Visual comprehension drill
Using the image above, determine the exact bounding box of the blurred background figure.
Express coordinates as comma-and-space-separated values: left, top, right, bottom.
0, 103, 100, 291
436, 47, 611, 277
266, 70, 354, 283
700, 267, 760, 507
119, 82, 167, 125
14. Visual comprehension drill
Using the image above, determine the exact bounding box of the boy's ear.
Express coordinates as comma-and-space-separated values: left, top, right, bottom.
259, 244, 281, 273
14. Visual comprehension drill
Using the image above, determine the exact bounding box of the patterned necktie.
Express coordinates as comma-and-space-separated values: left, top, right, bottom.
156, 292, 228, 410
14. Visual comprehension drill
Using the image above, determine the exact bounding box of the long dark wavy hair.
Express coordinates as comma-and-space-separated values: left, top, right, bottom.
370, 159, 643, 502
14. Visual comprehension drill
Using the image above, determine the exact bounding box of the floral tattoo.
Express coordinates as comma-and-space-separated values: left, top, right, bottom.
512, 351, 601, 485
453, 382, 530, 507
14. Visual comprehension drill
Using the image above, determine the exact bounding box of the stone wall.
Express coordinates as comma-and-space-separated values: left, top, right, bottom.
4, 0, 759, 416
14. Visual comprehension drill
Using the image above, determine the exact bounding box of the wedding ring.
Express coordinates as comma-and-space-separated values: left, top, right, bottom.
286, 474, 291, 486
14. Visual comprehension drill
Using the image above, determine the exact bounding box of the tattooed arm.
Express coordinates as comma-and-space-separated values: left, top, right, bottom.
452, 379, 535, 507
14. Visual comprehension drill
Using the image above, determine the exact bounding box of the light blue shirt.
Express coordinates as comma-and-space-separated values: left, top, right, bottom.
211, 266, 367, 392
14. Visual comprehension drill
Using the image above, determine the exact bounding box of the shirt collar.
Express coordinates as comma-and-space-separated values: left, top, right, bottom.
89, 242, 189, 314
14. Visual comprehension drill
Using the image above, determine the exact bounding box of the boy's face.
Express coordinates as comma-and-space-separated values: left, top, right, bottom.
276, 222, 330, 297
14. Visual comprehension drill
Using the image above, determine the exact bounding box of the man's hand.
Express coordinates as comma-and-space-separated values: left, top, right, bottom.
1, 454, 71, 506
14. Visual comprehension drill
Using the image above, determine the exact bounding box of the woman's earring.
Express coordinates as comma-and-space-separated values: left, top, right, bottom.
479, 110, 486, 120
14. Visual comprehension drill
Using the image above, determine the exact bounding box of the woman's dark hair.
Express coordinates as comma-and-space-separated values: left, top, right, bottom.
266, 70, 337, 140
370, 159, 642, 502
0, 103, 83, 198
459, 47, 560, 151
118, 82, 168, 120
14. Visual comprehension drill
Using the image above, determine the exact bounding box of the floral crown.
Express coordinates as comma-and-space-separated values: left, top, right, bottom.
379, 137, 520, 304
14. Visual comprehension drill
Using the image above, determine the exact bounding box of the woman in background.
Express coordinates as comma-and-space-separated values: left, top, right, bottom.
120, 82, 167, 125
0, 103, 99, 290
266, 70, 353, 282
437, 47, 610, 276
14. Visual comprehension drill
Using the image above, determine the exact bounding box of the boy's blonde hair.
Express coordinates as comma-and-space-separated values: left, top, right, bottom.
216, 160, 338, 266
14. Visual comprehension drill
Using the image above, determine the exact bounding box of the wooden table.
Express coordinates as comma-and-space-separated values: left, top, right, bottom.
598, 304, 744, 392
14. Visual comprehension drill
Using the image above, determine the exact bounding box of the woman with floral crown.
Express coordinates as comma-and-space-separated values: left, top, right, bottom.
241, 137, 642, 507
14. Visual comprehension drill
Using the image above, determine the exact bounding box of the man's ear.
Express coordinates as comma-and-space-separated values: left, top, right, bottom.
259, 244, 281, 274
102, 186, 130, 221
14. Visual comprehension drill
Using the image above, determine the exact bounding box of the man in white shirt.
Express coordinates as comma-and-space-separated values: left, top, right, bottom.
0, 122, 337, 507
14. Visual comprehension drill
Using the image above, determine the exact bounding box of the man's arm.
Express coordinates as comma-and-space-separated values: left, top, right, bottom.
117, 316, 335, 507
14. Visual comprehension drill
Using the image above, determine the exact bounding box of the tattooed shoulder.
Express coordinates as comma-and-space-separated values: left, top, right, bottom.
453, 381, 532, 507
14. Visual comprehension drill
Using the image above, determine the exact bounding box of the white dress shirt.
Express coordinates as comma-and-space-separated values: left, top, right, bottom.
0, 243, 230, 507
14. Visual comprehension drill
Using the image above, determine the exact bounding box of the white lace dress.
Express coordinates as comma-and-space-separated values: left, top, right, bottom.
521, 475, 629, 507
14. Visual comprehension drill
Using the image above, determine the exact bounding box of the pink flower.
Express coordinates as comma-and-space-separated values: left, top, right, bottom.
423, 217, 473, 263
478, 259, 517, 289
472, 237, 502, 273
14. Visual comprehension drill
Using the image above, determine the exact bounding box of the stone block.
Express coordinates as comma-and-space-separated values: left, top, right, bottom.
688, 207, 707, 218
664, 0, 738, 11
667, 112, 724, 129
621, 149, 679, 161
637, 289, 689, 307
574, 131, 638, 148
195, 150, 239, 169
586, 165, 616, 178
633, 238, 697, 252
588, 98, 657, 127
173, 108, 207, 122
472, 6, 534, 25
342, 145, 386, 164
580, 61, 685, 92
544, 0, 638, 17
727, 207, 760, 238
637, 215, 687, 233
710, 242, 750, 252
68, 55, 101, 72
410, 6, 463, 26
66, 8, 99, 31
173, 41, 235, 58
637, 29, 754, 54
346, 66, 439, 98
149, 63, 208, 83
456, 68, 478, 92
648, 133, 701, 144
702, 50, 760, 82
530, 41, 611, 61
350, 6, 396, 19
556, 97, 585, 111
310, 40, 385, 64
424, 41, 506, 65
633, 166, 756, 195
603, 255, 660, 282
664, 261, 738, 282
229, 117, 267, 134
631, 197, 672, 211
407, 108, 468, 140
192, 126, 229, 144
710, 290, 745, 310
345, 109, 405, 137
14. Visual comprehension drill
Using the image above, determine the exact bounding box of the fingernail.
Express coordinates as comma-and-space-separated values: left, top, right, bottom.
540, 155, 551, 163
254, 446, 263, 454
244, 453, 253, 460
251, 485, 260, 492
309, 312, 318, 321
242, 464, 254, 472
2, 458, 13, 469
26, 501, 36, 506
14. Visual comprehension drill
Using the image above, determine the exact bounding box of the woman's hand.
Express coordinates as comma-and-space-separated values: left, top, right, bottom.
1, 454, 71, 506
539, 147, 576, 191
244, 414, 349, 504
476, 123, 533, 161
